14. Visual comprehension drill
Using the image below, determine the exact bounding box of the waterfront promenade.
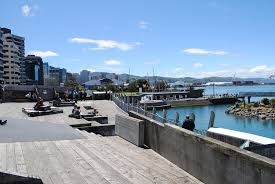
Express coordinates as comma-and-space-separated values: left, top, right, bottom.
0, 100, 203, 184
0, 100, 126, 126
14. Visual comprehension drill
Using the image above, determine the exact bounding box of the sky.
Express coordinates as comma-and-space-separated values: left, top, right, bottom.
1, 0, 275, 78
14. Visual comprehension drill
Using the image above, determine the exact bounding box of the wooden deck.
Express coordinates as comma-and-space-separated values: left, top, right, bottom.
0, 130, 203, 184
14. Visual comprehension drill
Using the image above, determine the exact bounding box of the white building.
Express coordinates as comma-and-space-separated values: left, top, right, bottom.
0, 28, 25, 85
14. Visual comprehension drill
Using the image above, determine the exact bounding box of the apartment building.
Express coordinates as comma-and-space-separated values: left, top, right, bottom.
0, 28, 24, 85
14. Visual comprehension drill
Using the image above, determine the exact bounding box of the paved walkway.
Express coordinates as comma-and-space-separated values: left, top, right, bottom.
0, 130, 203, 184
0, 100, 126, 125
0, 117, 85, 143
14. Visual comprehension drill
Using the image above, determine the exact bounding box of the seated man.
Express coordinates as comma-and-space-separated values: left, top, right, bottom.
69, 106, 81, 119
182, 115, 195, 131
34, 97, 45, 111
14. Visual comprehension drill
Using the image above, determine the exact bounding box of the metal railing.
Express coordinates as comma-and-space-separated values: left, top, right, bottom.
112, 94, 207, 135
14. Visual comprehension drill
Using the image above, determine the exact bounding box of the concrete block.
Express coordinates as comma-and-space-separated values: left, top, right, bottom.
115, 114, 144, 147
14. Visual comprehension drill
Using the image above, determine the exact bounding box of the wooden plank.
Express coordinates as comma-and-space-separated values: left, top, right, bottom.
103, 136, 203, 184
14, 142, 28, 175
70, 141, 131, 184
54, 140, 92, 184
21, 141, 53, 184
40, 141, 73, 184
0, 143, 7, 171
75, 139, 154, 184
59, 140, 111, 184
6, 143, 16, 173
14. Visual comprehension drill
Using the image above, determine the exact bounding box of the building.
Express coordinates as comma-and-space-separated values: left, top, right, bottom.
83, 78, 124, 88
0, 28, 4, 84
80, 70, 90, 83
59, 68, 67, 84
13, 34, 25, 84
72, 73, 80, 83
24, 55, 44, 85
0, 28, 24, 85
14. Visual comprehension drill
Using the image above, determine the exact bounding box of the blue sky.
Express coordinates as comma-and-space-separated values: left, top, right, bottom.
1, 0, 275, 78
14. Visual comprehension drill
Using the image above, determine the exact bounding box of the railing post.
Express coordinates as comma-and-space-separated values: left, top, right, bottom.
152, 107, 156, 120
144, 104, 146, 115
175, 112, 179, 126
163, 109, 167, 123
127, 96, 130, 112
208, 111, 215, 129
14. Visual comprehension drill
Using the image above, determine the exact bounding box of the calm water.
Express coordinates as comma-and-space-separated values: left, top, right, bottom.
156, 85, 275, 139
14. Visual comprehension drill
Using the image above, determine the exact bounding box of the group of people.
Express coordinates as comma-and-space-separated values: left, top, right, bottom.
71, 90, 88, 103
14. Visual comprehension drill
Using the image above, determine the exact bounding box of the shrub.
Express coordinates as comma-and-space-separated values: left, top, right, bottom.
253, 102, 259, 107
270, 98, 275, 108
261, 98, 270, 105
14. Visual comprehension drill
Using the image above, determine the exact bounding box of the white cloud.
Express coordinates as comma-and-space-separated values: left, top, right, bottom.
249, 65, 273, 73
138, 21, 149, 29
183, 48, 228, 55
29, 51, 59, 58
104, 59, 121, 66
70, 38, 138, 51
164, 64, 275, 78
193, 62, 203, 68
21, 4, 38, 17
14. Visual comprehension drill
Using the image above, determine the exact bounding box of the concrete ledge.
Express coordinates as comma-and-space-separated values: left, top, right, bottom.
115, 114, 144, 147
129, 111, 275, 184
0, 171, 43, 184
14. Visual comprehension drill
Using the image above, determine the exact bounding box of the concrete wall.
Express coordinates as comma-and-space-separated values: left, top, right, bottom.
115, 114, 144, 147
129, 111, 275, 184
1, 85, 73, 102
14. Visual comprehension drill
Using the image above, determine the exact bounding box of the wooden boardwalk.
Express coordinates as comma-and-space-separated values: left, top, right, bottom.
0, 130, 203, 184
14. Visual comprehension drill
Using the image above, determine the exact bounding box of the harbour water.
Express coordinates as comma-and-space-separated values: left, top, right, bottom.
156, 85, 275, 139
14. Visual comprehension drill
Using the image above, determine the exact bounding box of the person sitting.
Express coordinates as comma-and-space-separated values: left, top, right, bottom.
69, 106, 81, 118
72, 105, 77, 113
182, 115, 195, 131
34, 97, 45, 111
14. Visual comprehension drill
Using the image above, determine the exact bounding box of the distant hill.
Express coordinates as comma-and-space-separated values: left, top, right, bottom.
85, 71, 275, 84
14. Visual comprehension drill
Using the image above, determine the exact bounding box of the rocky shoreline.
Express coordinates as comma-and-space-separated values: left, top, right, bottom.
225, 104, 275, 120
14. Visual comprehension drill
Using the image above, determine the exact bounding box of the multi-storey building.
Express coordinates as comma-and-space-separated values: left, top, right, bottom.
13, 34, 26, 84
59, 68, 67, 84
1, 28, 25, 85
0, 28, 4, 84
24, 55, 44, 85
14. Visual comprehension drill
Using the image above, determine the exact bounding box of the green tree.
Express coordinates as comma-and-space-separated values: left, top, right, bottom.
155, 80, 169, 91
261, 98, 270, 105
270, 98, 275, 108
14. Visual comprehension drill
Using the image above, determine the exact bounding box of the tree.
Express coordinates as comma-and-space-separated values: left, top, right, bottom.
155, 80, 169, 91
261, 98, 270, 105
127, 79, 150, 92
270, 98, 275, 108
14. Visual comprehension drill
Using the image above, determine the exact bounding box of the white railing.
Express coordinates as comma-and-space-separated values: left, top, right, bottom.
112, 94, 207, 135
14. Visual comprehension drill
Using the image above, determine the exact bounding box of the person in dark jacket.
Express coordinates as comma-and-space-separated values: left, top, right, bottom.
182, 115, 195, 131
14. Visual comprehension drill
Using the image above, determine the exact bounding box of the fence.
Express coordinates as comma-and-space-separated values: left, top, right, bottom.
112, 94, 207, 135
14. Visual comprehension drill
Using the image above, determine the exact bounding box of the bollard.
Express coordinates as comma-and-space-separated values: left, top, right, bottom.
175, 112, 179, 126
208, 111, 215, 129
152, 107, 156, 120
144, 104, 146, 115
163, 109, 167, 123
191, 113, 196, 122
